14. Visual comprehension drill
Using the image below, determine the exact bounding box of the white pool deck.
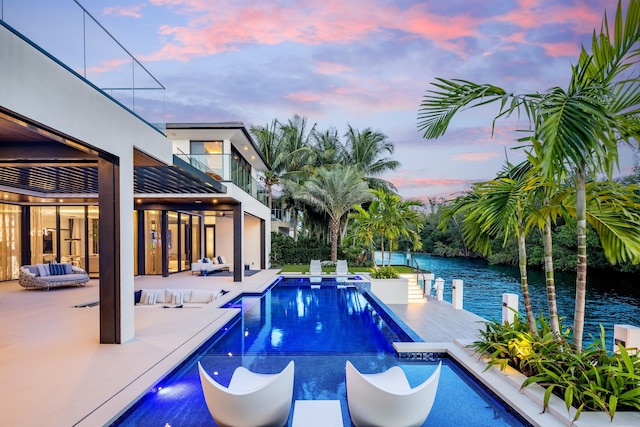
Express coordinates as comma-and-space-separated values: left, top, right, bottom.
0, 271, 637, 427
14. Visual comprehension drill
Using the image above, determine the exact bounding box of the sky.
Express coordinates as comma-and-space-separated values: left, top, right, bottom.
7, 0, 637, 203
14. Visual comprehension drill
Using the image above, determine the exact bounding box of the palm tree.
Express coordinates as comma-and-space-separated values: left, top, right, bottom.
439, 165, 546, 333
418, 0, 640, 350
250, 119, 284, 211
342, 124, 400, 191
293, 165, 373, 261
347, 205, 378, 267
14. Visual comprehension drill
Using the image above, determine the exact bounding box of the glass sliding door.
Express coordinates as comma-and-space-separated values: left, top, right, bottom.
0, 203, 21, 281
87, 206, 99, 276
180, 213, 190, 271
191, 215, 200, 261
144, 210, 162, 275
59, 206, 85, 267
30, 206, 57, 264
168, 212, 178, 273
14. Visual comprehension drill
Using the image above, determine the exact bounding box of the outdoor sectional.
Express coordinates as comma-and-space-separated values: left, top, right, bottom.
136, 288, 229, 306
19, 263, 90, 290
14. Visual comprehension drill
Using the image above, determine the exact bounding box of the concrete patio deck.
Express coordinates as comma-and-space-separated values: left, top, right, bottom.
0, 270, 278, 427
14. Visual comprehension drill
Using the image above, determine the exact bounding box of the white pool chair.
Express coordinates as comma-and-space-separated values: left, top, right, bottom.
198, 360, 295, 427
335, 259, 349, 275
345, 360, 441, 427
309, 259, 322, 276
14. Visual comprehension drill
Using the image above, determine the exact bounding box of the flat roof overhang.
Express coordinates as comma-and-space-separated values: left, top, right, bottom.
0, 111, 227, 203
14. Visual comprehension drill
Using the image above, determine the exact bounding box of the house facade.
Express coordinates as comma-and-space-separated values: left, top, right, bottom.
0, 5, 271, 344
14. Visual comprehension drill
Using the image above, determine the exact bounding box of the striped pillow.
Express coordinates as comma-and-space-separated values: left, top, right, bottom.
50, 263, 66, 275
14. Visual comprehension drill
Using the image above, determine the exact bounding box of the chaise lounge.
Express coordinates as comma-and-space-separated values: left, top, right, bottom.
19, 263, 90, 290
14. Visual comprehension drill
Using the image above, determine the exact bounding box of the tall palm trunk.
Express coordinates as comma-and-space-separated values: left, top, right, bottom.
330, 217, 340, 262
380, 235, 386, 267
518, 230, 538, 334
543, 220, 561, 337
573, 170, 588, 351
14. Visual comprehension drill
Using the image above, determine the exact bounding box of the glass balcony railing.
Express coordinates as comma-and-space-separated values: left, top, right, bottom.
174, 153, 268, 206
0, 0, 165, 132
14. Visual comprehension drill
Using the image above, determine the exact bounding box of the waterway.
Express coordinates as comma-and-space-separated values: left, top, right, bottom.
378, 252, 640, 348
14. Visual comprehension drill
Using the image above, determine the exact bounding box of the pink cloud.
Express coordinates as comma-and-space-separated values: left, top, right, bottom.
452, 152, 501, 162
143, 0, 484, 61
103, 5, 144, 19
315, 61, 354, 75
140, 0, 611, 66
85, 57, 130, 74
391, 177, 472, 189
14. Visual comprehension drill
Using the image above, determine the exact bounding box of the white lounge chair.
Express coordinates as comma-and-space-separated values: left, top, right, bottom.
335, 260, 349, 275
345, 360, 441, 427
309, 259, 322, 276
198, 361, 295, 427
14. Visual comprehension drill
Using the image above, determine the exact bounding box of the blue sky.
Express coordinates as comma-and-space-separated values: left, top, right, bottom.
6, 0, 635, 201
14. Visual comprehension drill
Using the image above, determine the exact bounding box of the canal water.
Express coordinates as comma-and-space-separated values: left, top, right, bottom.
378, 252, 640, 348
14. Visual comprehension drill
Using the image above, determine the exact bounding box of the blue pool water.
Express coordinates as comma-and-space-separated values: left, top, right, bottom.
112, 278, 531, 426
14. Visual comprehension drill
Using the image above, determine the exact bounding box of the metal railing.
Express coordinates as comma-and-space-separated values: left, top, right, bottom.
174, 151, 268, 206
0, 0, 165, 131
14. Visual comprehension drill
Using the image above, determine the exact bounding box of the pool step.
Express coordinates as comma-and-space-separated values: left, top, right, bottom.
406, 275, 427, 304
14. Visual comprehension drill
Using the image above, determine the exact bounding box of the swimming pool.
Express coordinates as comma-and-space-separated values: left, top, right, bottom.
111, 278, 531, 426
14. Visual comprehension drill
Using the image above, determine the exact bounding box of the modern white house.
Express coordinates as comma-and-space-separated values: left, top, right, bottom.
0, 2, 271, 344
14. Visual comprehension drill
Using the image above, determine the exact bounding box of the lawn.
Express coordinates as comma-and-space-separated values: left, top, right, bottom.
277, 264, 415, 274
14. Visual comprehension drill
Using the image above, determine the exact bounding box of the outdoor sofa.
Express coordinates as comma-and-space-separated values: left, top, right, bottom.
19, 263, 90, 290
136, 288, 229, 306
191, 256, 230, 275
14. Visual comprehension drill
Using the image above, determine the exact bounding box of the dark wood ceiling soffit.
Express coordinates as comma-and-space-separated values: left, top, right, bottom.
0, 108, 102, 158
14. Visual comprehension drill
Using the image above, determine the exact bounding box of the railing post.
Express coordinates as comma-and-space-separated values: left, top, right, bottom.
451, 279, 463, 309
434, 277, 444, 301
502, 293, 518, 325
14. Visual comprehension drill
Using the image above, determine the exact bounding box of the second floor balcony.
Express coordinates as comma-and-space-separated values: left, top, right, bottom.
175, 152, 268, 206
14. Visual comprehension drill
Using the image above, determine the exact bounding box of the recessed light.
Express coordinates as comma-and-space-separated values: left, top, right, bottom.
195, 200, 202, 204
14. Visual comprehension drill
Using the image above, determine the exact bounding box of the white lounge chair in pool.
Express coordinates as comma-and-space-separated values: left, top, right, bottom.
198, 361, 295, 427
345, 360, 441, 427
335, 259, 349, 275
309, 259, 322, 276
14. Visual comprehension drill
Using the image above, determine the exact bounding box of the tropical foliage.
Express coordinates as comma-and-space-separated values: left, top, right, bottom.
471, 316, 640, 421
418, 0, 640, 351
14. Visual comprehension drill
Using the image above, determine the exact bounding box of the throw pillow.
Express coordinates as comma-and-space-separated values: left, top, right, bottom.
172, 292, 184, 305
140, 289, 157, 305
134, 290, 142, 304
63, 263, 73, 274
202, 258, 209, 263
36, 263, 50, 277
49, 264, 66, 275
217, 256, 223, 264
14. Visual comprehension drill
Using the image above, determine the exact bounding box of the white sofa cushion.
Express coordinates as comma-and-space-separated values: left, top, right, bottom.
140, 289, 158, 305
190, 289, 213, 303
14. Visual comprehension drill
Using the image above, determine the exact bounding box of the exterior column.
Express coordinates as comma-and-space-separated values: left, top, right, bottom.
98, 156, 121, 344
233, 204, 243, 282
98, 154, 135, 344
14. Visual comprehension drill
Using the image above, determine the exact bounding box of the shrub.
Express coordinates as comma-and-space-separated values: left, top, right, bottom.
369, 266, 399, 279
270, 233, 330, 266
470, 316, 640, 421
